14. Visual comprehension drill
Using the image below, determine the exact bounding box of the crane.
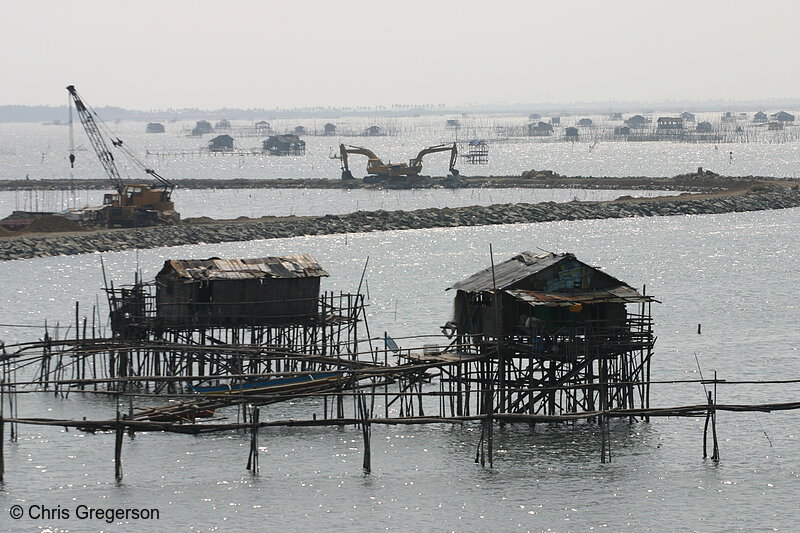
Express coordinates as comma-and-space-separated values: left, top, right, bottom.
67, 85, 179, 227
339, 143, 459, 180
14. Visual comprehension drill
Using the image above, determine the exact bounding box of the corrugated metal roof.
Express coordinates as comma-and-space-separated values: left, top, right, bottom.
506, 286, 656, 306
448, 252, 574, 292
160, 254, 328, 281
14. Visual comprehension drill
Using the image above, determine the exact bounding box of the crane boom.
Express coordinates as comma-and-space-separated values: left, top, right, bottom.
66, 85, 178, 228
67, 85, 125, 194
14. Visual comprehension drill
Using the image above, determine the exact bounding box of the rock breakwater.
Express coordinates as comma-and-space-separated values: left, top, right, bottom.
1, 188, 799, 262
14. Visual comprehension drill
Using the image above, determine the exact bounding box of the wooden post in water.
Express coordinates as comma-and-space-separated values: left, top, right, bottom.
711, 373, 720, 461
702, 375, 720, 461
703, 390, 711, 458
247, 406, 260, 474
114, 408, 124, 481
600, 358, 611, 463
358, 392, 372, 473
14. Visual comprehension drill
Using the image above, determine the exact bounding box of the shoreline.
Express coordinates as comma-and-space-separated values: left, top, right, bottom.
2, 173, 797, 192
1, 184, 798, 262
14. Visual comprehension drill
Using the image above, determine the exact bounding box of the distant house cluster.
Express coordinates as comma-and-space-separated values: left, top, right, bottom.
520, 107, 796, 144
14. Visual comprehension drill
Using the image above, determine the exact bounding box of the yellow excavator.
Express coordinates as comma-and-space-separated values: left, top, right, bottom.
340, 143, 459, 180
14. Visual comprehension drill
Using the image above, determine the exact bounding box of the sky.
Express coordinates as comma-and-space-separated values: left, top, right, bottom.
1, 0, 799, 110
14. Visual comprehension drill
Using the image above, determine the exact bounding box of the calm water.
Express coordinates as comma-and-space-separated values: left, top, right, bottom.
1, 207, 798, 532
2, 111, 800, 184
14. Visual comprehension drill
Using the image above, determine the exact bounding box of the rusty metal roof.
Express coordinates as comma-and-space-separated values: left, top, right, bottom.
506, 286, 656, 306
448, 252, 576, 292
159, 254, 328, 281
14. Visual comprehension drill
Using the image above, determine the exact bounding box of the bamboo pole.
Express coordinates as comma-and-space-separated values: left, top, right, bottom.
246, 406, 260, 474
114, 407, 124, 481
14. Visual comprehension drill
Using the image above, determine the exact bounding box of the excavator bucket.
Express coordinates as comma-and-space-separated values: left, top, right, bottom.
341, 169, 355, 180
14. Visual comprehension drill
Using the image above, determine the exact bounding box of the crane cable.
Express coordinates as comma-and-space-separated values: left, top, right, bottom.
68, 91, 76, 169
71, 87, 173, 188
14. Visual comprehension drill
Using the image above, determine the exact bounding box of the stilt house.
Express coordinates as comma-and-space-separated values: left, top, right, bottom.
155, 255, 328, 328
208, 135, 234, 152
263, 135, 306, 155
443, 251, 657, 418
447, 252, 654, 361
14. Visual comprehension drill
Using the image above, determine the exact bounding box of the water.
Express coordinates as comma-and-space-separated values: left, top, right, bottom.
2, 111, 800, 184
1, 207, 798, 532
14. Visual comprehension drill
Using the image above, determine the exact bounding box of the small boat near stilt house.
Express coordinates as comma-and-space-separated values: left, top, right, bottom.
189, 372, 340, 395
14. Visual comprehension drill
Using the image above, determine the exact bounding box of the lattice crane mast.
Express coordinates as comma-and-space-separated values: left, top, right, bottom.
66, 85, 178, 227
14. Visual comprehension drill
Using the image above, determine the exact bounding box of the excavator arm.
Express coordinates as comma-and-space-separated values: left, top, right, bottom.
340, 144, 386, 179
409, 143, 459, 176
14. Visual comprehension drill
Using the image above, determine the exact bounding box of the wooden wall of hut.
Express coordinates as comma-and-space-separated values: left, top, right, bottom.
156, 277, 321, 328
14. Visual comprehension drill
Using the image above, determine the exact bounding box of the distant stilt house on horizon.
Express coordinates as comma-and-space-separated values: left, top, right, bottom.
192, 120, 213, 136
464, 139, 489, 164
446, 119, 461, 129
255, 121, 272, 134
294, 125, 307, 135
263, 134, 306, 156
323, 123, 336, 135
771, 111, 795, 123
550, 116, 561, 125
564, 127, 579, 140
529, 113, 542, 120
721, 111, 735, 123
656, 117, 683, 136
208, 134, 235, 152
364, 125, 383, 136
577, 118, 593, 127
146, 122, 165, 133
527, 121, 554, 137
625, 114, 649, 128
609, 112, 623, 121
753, 111, 768, 123
695, 121, 713, 133
215, 119, 231, 130
680, 112, 695, 122
613, 125, 631, 136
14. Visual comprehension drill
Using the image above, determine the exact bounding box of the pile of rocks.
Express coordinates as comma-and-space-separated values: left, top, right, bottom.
2, 188, 799, 262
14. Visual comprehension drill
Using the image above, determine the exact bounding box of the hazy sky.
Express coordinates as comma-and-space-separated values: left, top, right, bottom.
2, 0, 798, 109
